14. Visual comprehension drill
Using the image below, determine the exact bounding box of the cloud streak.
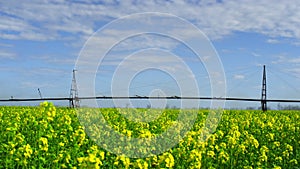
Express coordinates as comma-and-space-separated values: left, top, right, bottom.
234, 74, 245, 80
1, 0, 300, 42
0, 50, 16, 59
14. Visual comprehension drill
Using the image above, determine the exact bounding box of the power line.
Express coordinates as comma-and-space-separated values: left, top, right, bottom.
2, 65, 300, 110
268, 68, 300, 94
224, 68, 260, 97
1, 96, 300, 103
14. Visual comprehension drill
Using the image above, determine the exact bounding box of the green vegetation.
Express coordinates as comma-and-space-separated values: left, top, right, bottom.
0, 102, 299, 168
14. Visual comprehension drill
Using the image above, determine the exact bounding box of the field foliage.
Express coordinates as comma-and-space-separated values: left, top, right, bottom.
0, 102, 299, 168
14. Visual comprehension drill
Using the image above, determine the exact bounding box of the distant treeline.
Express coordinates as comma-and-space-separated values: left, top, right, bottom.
245, 104, 300, 110
277, 104, 300, 110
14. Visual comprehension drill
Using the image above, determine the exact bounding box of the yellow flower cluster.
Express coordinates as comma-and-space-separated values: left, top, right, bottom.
77, 145, 105, 169
0, 103, 299, 168
39, 137, 48, 152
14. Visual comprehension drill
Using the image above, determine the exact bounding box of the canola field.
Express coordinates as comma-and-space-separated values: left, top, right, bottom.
0, 102, 299, 168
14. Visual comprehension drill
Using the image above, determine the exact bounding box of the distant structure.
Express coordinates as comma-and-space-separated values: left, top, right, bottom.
38, 88, 42, 99
261, 65, 267, 111
3, 65, 300, 111
69, 69, 80, 108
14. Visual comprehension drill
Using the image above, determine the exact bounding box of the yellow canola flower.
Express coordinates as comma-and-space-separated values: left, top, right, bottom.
289, 159, 298, 165
88, 153, 97, 163
275, 156, 282, 162
88, 145, 98, 153
273, 141, 280, 147
267, 121, 273, 127
47, 109, 56, 118
77, 157, 85, 164
259, 152, 268, 162
283, 150, 290, 158
9, 141, 16, 148
140, 129, 152, 138
120, 155, 131, 169
66, 154, 71, 164
209, 135, 216, 144
285, 144, 293, 152
39, 137, 48, 152
251, 138, 259, 148
39, 137, 48, 145
238, 144, 246, 154
99, 151, 105, 160
228, 136, 237, 147
165, 153, 175, 168
40, 101, 48, 107
220, 142, 227, 149
243, 166, 253, 169
95, 157, 102, 168
260, 145, 269, 153
217, 130, 224, 137
218, 151, 229, 164
123, 129, 132, 137
207, 151, 215, 158
64, 115, 72, 125
24, 144, 33, 158
190, 149, 202, 160
135, 159, 148, 169
267, 133, 275, 141
9, 149, 16, 155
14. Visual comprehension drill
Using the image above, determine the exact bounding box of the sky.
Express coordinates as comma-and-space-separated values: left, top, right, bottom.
1, 0, 300, 109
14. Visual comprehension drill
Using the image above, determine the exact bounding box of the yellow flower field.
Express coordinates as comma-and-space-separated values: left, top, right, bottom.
0, 102, 299, 168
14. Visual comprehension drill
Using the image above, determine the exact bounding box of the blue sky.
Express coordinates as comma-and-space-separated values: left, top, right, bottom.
1, 0, 300, 109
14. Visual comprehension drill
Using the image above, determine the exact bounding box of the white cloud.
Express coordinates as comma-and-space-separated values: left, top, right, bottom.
1, 0, 300, 42
21, 81, 57, 88
271, 55, 300, 65
234, 74, 245, 80
271, 55, 287, 64
202, 55, 212, 62
292, 41, 300, 46
288, 57, 300, 64
109, 49, 189, 73
267, 39, 280, 44
0, 43, 13, 48
30, 55, 76, 65
286, 68, 300, 78
221, 49, 232, 54
0, 50, 16, 59
251, 52, 261, 57
107, 33, 180, 52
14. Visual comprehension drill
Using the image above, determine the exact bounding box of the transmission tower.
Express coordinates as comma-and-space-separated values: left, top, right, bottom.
69, 69, 80, 108
261, 65, 267, 111
38, 88, 42, 99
